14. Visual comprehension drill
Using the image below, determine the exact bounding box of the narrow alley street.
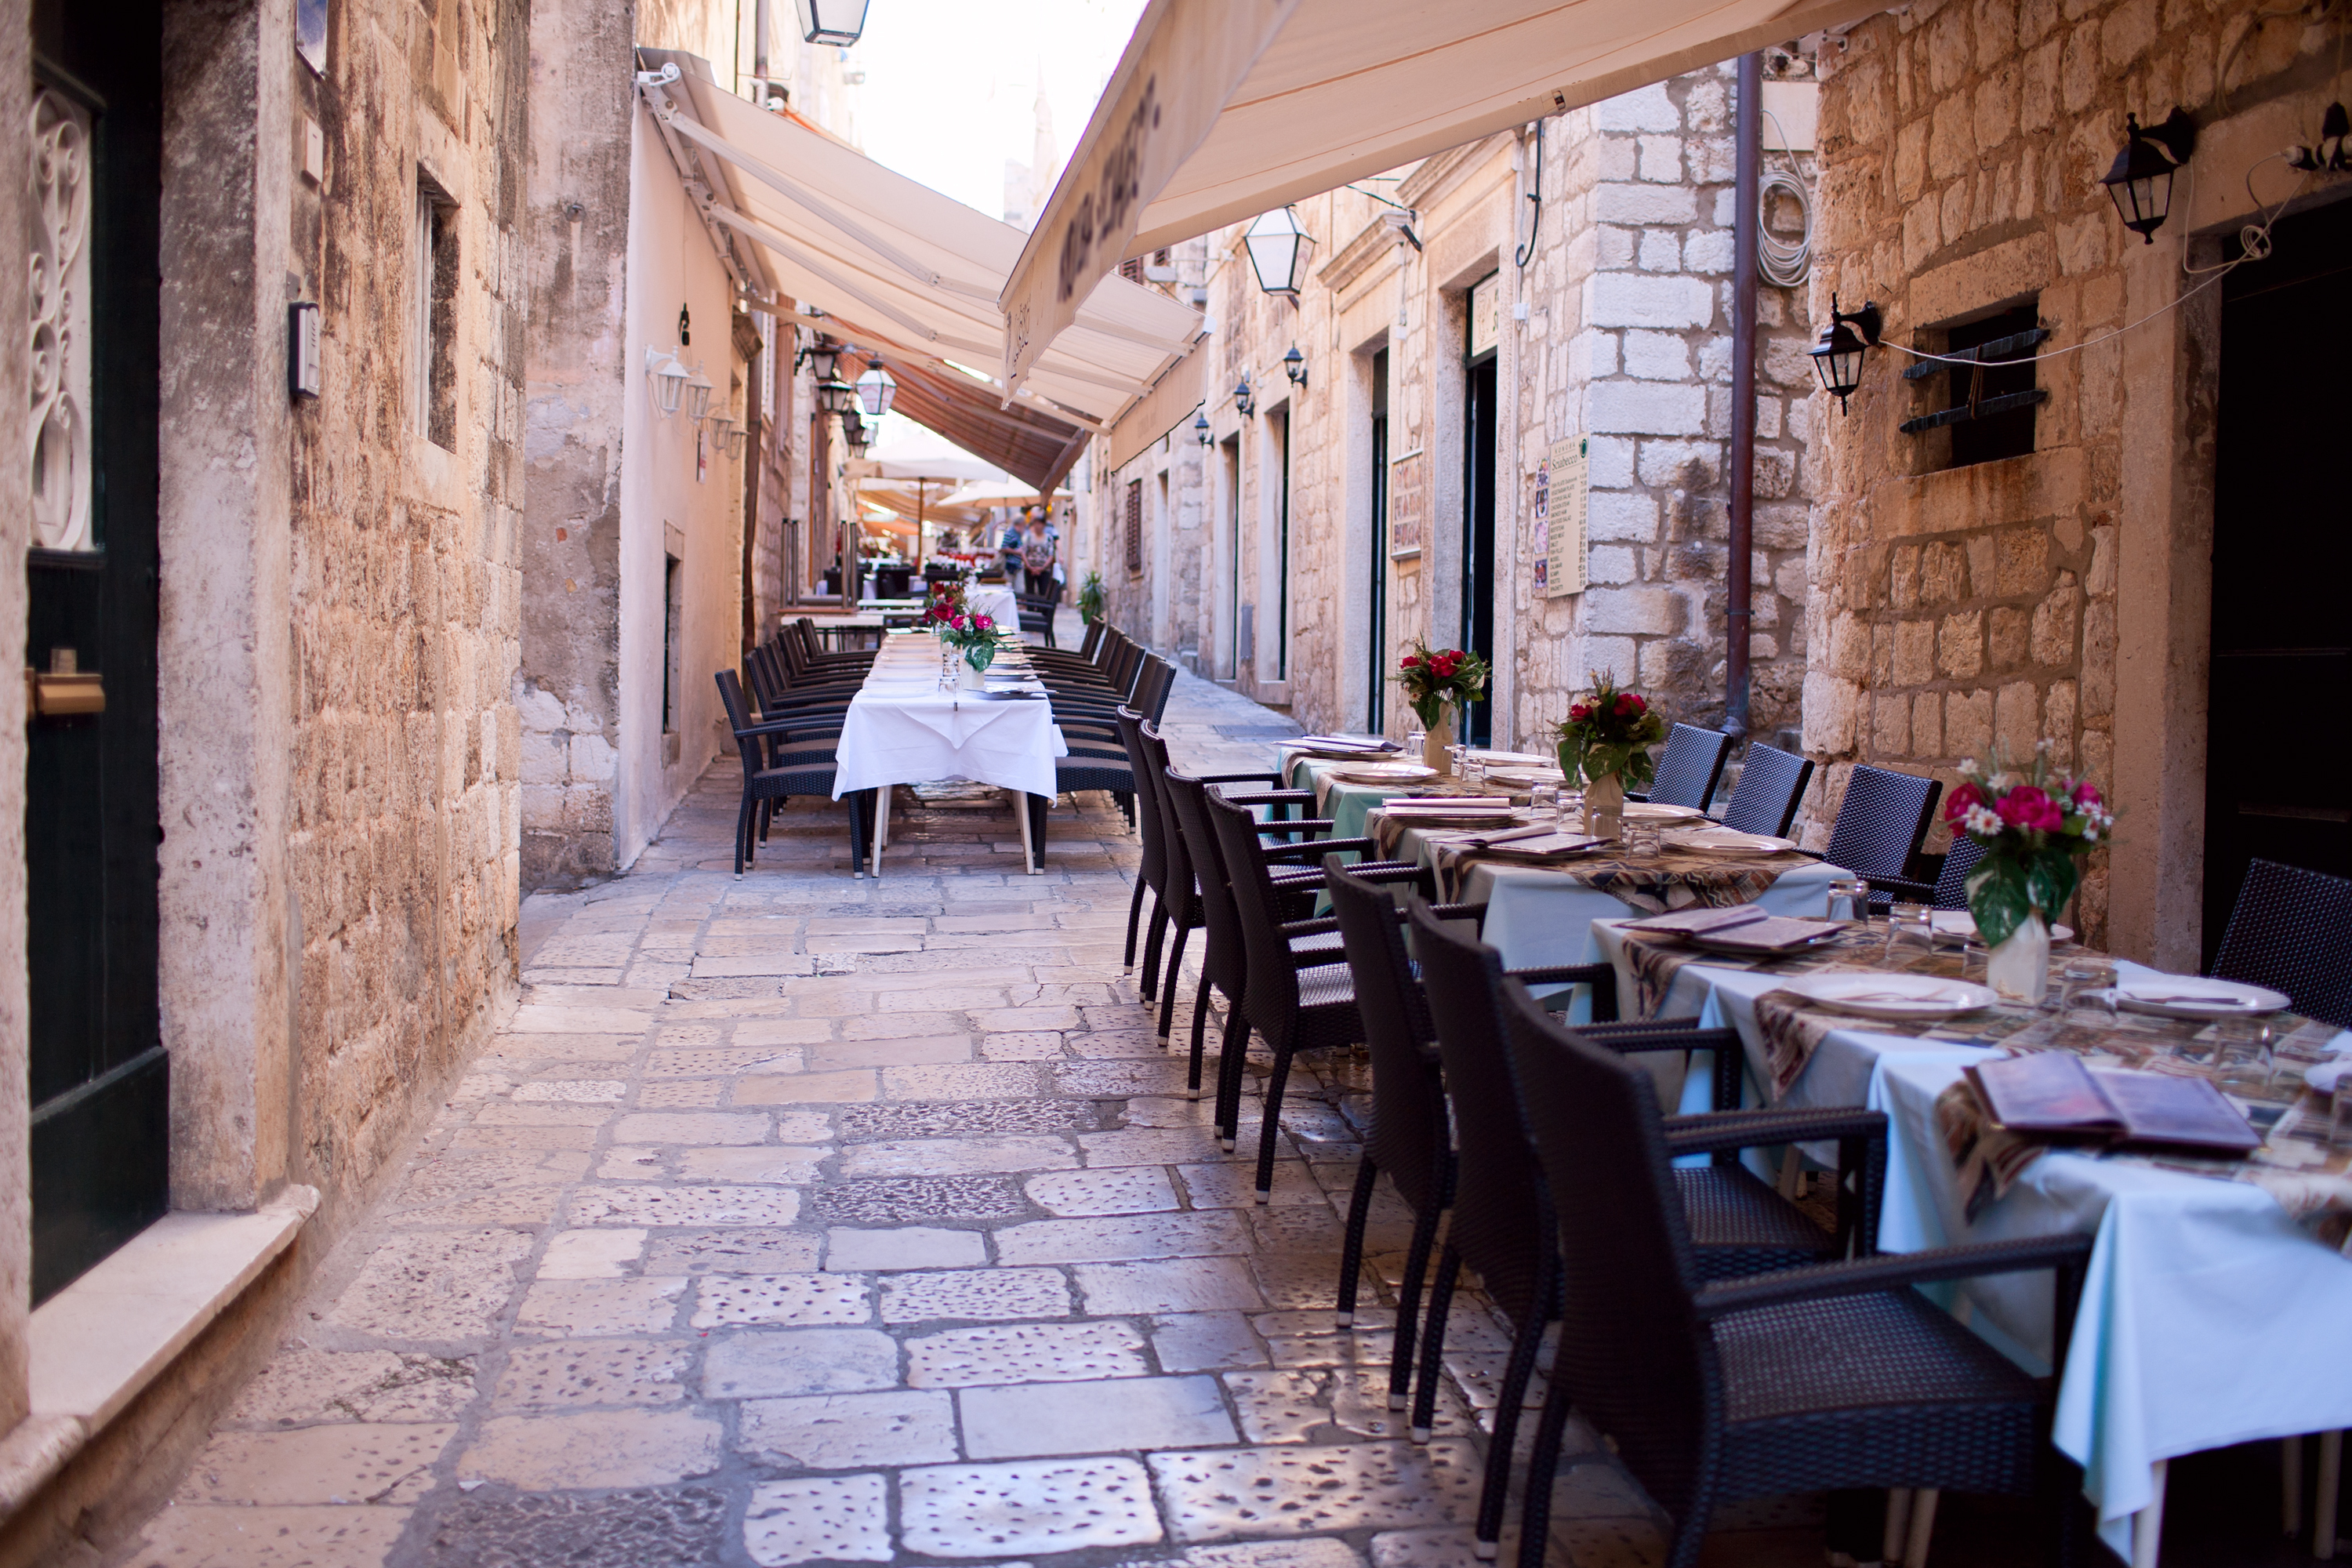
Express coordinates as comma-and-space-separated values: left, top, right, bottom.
117, 675, 1681, 1568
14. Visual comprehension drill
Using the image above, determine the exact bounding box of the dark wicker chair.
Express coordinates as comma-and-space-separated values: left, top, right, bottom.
2211, 858, 2352, 1027
1820, 763, 1944, 906
1637, 723, 1734, 811
1719, 742, 1814, 840
1161, 766, 1357, 1105
713, 670, 872, 878
1497, 980, 2094, 1568
1931, 831, 1988, 910
1406, 900, 1860, 1559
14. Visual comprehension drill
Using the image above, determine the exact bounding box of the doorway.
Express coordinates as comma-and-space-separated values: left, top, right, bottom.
1367, 349, 1389, 733
28, 0, 169, 1303
1221, 434, 1240, 679
1461, 351, 1498, 745
1269, 408, 1291, 682
2201, 196, 2352, 966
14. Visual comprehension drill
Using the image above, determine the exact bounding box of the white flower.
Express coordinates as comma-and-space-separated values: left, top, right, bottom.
1963, 805, 2005, 837
2085, 826, 2100, 844
2036, 738, 2054, 753
1957, 757, 1980, 778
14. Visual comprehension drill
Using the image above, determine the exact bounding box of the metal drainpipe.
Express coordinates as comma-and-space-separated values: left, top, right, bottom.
1726, 52, 1761, 740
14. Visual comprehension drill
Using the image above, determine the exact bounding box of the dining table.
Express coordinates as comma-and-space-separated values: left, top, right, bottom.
829, 630, 1068, 877
1577, 914, 2352, 1566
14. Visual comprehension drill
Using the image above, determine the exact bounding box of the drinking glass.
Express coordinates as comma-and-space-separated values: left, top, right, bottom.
1406, 728, 1426, 760
1624, 822, 1663, 857
2216, 1020, 2279, 1096
1883, 902, 1935, 964
1827, 873, 1867, 924
1527, 781, 1561, 823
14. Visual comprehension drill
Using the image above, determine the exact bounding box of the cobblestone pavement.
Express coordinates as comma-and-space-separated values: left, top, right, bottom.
114, 670, 1806, 1568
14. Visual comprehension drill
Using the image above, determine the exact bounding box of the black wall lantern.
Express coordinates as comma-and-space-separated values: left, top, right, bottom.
841, 410, 871, 455
1283, 345, 1306, 389
797, 334, 842, 383
2099, 108, 2196, 243
1808, 295, 1883, 415
1194, 409, 1213, 445
1233, 377, 1255, 419
818, 376, 858, 416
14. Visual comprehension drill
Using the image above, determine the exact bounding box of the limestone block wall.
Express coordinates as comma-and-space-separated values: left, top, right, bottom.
1805, 0, 2347, 954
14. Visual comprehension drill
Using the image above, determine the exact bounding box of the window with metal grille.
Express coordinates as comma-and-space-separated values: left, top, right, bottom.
1119, 257, 1144, 283
1123, 479, 1142, 575
1900, 299, 2045, 469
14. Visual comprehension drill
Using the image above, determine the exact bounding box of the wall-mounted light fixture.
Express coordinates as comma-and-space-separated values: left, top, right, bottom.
817, 376, 858, 416
796, 333, 842, 382
1242, 206, 1315, 297
289, 302, 322, 399
1807, 296, 1883, 415
1194, 409, 1213, 446
646, 348, 689, 416
795, 0, 870, 45
855, 361, 898, 419
842, 411, 871, 455
1233, 377, 1255, 419
722, 419, 749, 459
1283, 345, 1306, 389
2099, 109, 2196, 244
684, 362, 715, 423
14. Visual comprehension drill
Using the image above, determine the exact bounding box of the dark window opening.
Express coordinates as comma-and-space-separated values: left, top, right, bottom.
1367, 348, 1388, 733
1272, 408, 1290, 681
1904, 301, 2042, 469
662, 552, 683, 733
415, 173, 459, 449
1123, 478, 1142, 575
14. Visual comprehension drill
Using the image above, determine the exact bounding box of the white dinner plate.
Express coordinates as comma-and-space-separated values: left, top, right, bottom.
1621, 801, 1706, 822
1485, 767, 1569, 788
1666, 827, 1798, 856
1928, 910, 2076, 944
1779, 971, 1998, 1021
1470, 750, 1555, 766
2113, 975, 2290, 1019
1328, 762, 1438, 785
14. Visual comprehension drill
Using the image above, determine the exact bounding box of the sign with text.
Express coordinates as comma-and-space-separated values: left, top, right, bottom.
1546, 437, 1585, 597
997, 0, 1296, 396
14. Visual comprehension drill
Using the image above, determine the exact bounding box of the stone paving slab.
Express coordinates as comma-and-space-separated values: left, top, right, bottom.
112, 671, 1665, 1568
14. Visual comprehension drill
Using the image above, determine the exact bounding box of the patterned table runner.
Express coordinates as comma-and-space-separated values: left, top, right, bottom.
1371, 814, 1811, 913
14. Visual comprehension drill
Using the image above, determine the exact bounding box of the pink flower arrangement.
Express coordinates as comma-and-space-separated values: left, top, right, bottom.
1944, 743, 2114, 946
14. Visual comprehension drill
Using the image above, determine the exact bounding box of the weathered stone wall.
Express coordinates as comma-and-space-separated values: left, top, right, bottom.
1806, 0, 2347, 953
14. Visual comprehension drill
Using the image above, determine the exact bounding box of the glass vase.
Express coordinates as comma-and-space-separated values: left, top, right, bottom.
1985, 909, 2051, 1004
1421, 716, 1454, 774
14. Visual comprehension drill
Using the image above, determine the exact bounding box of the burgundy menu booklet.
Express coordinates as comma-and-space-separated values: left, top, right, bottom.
1966, 1051, 2261, 1153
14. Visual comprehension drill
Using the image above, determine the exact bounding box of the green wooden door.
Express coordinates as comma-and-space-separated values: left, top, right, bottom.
27, 0, 166, 1305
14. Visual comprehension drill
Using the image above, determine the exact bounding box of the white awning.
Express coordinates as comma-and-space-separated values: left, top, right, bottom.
635, 51, 1204, 436
999, 0, 1886, 392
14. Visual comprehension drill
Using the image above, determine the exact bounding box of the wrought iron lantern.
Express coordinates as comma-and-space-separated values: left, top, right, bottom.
1807, 296, 1883, 415
817, 376, 858, 416
1242, 206, 1314, 298
841, 411, 871, 455
644, 349, 689, 416
794, 0, 870, 46
1283, 345, 1306, 389
2099, 109, 2196, 243
683, 362, 715, 423
855, 361, 898, 419
1194, 409, 1212, 446
797, 334, 842, 383
1233, 377, 1255, 419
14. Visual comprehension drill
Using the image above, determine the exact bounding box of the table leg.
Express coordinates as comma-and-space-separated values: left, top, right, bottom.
2132, 1459, 2169, 1568
1903, 1488, 1939, 1568
872, 784, 891, 877
1883, 1489, 1912, 1564
1012, 786, 1035, 873
2319, 1432, 2343, 1560
2287, 1436, 2305, 1541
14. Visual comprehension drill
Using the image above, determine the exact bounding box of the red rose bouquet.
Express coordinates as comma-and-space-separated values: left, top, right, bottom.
1395, 642, 1489, 730
1552, 672, 1666, 789
924, 579, 968, 626
937, 608, 1004, 673
1944, 743, 2111, 949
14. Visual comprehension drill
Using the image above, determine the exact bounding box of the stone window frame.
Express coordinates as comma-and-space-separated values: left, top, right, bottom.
1900, 294, 2046, 476
411, 168, 459, 450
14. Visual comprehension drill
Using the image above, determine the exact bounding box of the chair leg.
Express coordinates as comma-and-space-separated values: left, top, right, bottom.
1139, 897, 1171, 1004
1214, 1007, 1252, 1152
734, 793, 753, 877
848, 789, 871, 878
1187, 977, 1215, 1099
1515, 1371, 1581, 1568
1410, 1245, 1463, 1443
1336, 1157, 1378, 1328
1156, 923, 1192, 1042
1387, 1200, 1441, 1411
1475, 1305, 1550, 1558
1254, 1040, 1295, 1202
1124, 876, 1148, 971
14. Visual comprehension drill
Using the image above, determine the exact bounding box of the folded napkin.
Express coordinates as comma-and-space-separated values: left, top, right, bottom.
1297, 734, 1399, 752
1623, 904, 1769, 936
1387, 796, 1515, 810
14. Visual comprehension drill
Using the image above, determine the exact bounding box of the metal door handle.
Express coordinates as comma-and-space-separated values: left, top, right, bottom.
25, 668, 103, 718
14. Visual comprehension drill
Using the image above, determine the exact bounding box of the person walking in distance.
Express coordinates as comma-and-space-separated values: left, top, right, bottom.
1020, 511, 1058, 600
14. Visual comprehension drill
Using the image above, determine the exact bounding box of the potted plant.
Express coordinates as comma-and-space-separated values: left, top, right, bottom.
1943, 744, 2111, 1002
1078, 571, 1106, 625
937, 609, 1006, 689
1395, 643, 1490, 773
1552, 673, 1664, 837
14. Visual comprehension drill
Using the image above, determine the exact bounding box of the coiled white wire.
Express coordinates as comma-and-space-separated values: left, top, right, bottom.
1755, 108, 1813, 289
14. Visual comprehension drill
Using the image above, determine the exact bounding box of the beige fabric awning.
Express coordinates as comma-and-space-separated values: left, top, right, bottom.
636, 50, 1203, 437
999, 0, 1886, 392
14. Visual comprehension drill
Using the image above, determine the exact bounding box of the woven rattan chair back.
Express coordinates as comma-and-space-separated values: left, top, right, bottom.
1932, 832, 1988, 910
1327, 862, 1448, 1218
1079, 619, 1106, 659
1497, 982, 1711, 1521
1646, 724, 1734, 811
1719, 743, 1813, 839
1139, 722, 1197, 916
2212, 858, 2352, 1027
1160, 768, 1250, 1011
1403, 900, 1556, 1330
1203, 792, 1312, 1042
1822, 763, 1943, 881
713, 669, 766, 773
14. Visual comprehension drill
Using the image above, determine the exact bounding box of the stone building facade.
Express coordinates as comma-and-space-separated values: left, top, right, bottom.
0, 0, 532, 1554
1095, 63, 1824, 761
1805, 0, 2350, 959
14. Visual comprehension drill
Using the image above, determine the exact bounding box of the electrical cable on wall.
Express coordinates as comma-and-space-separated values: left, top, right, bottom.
1756, 108, 1812, 288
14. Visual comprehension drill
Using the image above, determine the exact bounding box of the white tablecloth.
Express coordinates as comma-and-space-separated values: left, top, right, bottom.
1584, 927, 2352, 1551
830, 633, 1068, 800
966, 585, 1020, 629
